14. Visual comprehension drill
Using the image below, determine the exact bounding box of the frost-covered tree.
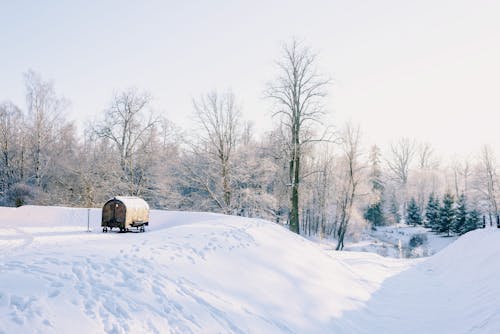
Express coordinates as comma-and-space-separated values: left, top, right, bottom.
24, 70, 68, 190
387, 138, 416, 219
478, 145, 498, 224
0, 101, 24, 194
183, 91, 241, 214
364, 145, 385, 227
335, 124, 362, 250
93, 89, 158, 195
266, 39, 330, 234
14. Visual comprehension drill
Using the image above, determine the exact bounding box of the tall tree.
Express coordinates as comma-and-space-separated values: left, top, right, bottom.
417, 142, 438, 170
388, 138, 416, 186
368, 145, 385, 199
24, 70, 67, 189
335, 124, 362, 250
188, 91, 241, 214
387, 137, 416, 219
266, 39, 330, 234
0, 102, 23, 194
479, 145, 498, 223
93, 89, 158, 195
364, 145, 385, 227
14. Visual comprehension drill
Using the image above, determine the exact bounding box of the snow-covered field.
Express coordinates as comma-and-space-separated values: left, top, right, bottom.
0, 205, 499, 333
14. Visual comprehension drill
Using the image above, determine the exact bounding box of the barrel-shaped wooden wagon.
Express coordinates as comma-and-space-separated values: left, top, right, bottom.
101, 196, 149, 233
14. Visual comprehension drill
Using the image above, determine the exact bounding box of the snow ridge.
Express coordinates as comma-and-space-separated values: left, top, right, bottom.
0, 206, 498, 333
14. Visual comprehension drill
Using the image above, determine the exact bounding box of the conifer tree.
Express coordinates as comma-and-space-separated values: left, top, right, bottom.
439, 193, 455, 236
364, 145, 386, 227
364, 202, 385, 227
389, 194, 401, 224
406, 197, 422, 226
424, 193, 440, 230
452, 194, 467, 235
463, 209, 480, 234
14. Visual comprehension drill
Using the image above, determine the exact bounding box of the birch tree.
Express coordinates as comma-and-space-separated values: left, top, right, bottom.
24, 70, 67, 189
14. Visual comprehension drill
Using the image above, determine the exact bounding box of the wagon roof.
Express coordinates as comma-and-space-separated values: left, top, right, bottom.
108, 196, 149, 210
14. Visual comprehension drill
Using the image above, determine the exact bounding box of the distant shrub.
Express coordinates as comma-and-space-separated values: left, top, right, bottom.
2, 183, 36, 207
408, 233, 428, 248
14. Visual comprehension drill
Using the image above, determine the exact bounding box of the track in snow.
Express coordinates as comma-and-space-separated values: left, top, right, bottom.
0, 206, 499, 334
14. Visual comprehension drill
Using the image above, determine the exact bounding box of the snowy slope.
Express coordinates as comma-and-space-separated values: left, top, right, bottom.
0, 206, 498, 333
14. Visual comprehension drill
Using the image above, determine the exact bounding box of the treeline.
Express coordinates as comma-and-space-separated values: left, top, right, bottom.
1, 42, 498, 248
402, 193, 480, 236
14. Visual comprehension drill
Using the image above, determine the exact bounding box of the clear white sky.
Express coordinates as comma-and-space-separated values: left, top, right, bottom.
1, 0, 499, 158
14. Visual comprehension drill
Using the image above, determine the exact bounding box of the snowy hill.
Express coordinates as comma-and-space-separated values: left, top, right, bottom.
0, 206, 499, 333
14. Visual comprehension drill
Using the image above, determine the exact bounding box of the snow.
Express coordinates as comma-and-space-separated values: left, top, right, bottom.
343, 224, 458, 258
0, 205, 499, 333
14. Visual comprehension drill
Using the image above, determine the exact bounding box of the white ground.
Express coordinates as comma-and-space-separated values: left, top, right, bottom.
342, 224, 458, 258
0, 205, 498, 333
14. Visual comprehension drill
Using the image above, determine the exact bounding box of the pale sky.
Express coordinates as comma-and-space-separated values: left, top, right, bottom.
1, 0, 499, 159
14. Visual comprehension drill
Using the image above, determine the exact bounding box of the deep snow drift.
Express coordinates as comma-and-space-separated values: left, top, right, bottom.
0, 205, 498, 333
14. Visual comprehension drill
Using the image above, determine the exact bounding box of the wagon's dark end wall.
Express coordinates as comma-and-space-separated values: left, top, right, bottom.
102, 199, 126, 227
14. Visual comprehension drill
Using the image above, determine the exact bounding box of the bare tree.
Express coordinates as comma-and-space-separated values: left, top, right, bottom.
266, 39, 330, 234
388, 138, 416, 185
24, 70, 67, 188
0, 102, 23, 193
479, 145, 498, 221
93, 88, 158, 195
188, 91, 241, 214
335, 124, 362, 250
417, 142, 438, 169
387, 137, 416, 219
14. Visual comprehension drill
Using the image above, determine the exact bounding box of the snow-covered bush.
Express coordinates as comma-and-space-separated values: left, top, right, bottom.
1, 183, 36, 207
409, 233, 428, 248
407, 233, 429, 257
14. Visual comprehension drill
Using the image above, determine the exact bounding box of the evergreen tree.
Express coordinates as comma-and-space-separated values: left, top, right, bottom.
364, 145, 386, 227
368, 145, 385, 196
424, 193, 440, 230
389, 195, 401, 224
463, 209, 480, 234
364, 201, 385, 227
452, 194, 467, 235
406, 197, 422, 226
439, 193, 455, 236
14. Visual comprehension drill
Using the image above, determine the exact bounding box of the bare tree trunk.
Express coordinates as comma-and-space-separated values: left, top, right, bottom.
335, 124, 361, 250
481, 145, 498, 217
190, 91, 240, 214
266, 39, 330, 234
